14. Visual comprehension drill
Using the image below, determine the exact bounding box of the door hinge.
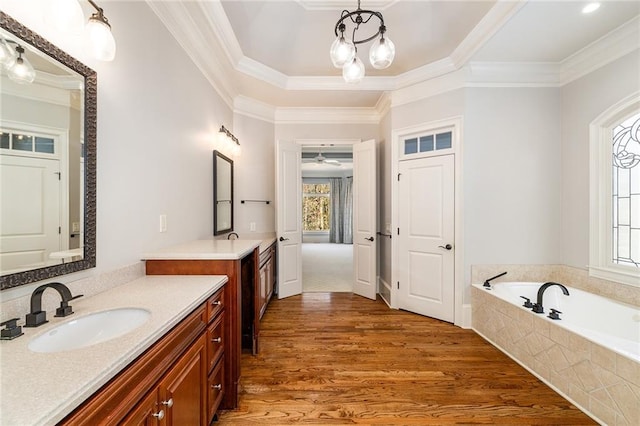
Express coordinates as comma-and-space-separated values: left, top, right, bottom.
58, 226, 61, 234
397, 173, 401, 181
397, 228, 399, 236
55, 172, 61, 180
397, 281, 399, 289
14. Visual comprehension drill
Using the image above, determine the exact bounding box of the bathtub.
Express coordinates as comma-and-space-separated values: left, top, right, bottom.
475, 282, 640, 363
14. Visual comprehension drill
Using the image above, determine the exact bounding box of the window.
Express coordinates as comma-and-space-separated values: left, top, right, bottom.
302, 183, 330, 231
590, 98, 640, 286
612, 112, 640, 267
0, 129, 56, 155
403, 131, 452, 156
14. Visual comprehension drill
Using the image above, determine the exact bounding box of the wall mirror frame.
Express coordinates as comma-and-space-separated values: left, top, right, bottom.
213, 150, 233, 236
0, 12, 97, 290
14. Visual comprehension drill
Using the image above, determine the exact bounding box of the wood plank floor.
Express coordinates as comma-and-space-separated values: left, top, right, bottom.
217, 293, 596, 425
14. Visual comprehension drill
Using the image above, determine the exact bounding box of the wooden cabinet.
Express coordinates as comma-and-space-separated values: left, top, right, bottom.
146, 247, 259, 409
60, 287, 225, 425
258, 243, 276, 320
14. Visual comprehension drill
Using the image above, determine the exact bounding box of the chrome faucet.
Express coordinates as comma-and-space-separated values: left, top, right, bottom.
25, 282, 83, 327
532, 282, 569, 314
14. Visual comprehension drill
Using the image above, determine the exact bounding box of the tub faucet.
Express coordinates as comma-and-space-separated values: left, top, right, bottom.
25, 282, 83, 327
483, 271, 507, 289
532, 282, 569, 314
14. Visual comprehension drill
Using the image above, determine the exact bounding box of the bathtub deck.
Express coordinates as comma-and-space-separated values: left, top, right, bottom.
217, 293, 596, 425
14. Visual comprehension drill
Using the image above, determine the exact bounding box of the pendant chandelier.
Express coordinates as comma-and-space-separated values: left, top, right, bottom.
329, 0, 395, 84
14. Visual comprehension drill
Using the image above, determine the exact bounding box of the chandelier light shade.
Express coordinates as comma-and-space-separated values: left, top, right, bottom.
330, 0, 395, 83
87, 0, 116, 61
8, 45, 35, 84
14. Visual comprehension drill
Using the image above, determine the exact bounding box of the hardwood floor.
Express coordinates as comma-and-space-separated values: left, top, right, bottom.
217, 293, 596, 425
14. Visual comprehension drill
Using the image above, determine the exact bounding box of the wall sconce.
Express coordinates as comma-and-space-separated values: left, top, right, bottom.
47, 0, 116, 61
0, 38, 35, 84
217, 125, 241, 157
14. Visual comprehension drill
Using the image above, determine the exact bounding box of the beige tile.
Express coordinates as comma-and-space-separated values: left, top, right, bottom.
593, 364, 622, 388
590, 397, 618, 426
568, 383, 591, 410
607, 382, 640, 426
549, 323, 572, 345
574, 360, 603, 392
616, 354, 640, 388
592, 344, 617, 372
547, 343, 571, 372
561, 341, 590, 366
590, 387, 617, 412
617, 412, 632, 426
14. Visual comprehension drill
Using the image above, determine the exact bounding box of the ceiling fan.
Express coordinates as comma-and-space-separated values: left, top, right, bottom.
308, 150, 342, 167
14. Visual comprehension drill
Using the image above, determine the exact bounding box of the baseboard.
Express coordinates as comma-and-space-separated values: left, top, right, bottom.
459, 303, 472, 328
378, 276, 391, 307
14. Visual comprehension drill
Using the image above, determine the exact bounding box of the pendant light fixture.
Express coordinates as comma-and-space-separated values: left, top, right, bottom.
87, 0, 116, 61
7, 45, 35, 84
330, 0, 395, 83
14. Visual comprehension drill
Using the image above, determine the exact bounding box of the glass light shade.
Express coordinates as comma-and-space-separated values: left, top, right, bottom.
330, 36, 356, 68
342, 56, 365, 84
0, 39, 17, 69
86, 18, 116, 61
46, 0, 85, 35
8, 57, 36, 84
231, 142, 241, 157
369, 36, 395, 70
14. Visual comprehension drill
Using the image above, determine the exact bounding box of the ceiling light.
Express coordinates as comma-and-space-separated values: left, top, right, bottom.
582, 2, 601, 14
7, 45, 35, 84
330, 0, 394, 83
0, 37, 17, 69
87, 0, 116, 61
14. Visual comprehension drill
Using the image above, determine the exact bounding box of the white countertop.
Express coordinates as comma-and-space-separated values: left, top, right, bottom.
0, 275, 227, 425
142, 234, 276, 261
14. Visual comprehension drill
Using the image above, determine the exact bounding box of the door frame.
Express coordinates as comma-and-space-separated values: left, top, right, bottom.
390, 116, 465, 327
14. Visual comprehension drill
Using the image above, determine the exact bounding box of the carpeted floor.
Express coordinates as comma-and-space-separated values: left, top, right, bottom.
302, 243, 353, 292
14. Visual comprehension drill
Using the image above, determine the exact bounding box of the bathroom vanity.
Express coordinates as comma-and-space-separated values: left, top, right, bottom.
0, 275, 227, 425
143, 237, 276, 410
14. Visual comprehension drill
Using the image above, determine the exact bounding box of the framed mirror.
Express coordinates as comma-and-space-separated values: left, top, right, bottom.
213, 150, 233, 236
0, 12, 97, 290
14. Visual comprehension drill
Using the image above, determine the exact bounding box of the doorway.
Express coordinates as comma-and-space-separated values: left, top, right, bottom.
276, 139, 378, 300
300, 146, 355, 292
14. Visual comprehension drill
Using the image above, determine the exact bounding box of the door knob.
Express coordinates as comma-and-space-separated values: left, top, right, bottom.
365, 237, 374, 242
279, 236, 289, 242
438, 244, 452, 250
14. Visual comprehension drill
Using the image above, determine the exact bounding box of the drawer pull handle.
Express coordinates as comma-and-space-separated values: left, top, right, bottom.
161, 398, 173, 408
212, 383, 222, 390
212, 301, 222, 306
152, 410, 165, 420
211, 337, 222, 343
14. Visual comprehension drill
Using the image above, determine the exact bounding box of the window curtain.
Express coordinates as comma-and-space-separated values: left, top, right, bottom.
329, 177, 353, 244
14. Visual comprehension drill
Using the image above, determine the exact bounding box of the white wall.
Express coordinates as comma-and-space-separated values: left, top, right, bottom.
1, 2, 232, 298
275, 122, 378, 142
464, 87, 562, 301
232, 113, 276, 235
560, 51, 640, 269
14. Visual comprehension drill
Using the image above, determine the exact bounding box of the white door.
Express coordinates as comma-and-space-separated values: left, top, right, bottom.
397, 154, 454, 322
276, 140, 302, 299
352, 139, 377, 300
0, 154, 61, 272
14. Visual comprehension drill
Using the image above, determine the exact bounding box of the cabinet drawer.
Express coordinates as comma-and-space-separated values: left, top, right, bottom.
207, 287, 224, 323
207, 359, 224, 423
207, 314, 224, 372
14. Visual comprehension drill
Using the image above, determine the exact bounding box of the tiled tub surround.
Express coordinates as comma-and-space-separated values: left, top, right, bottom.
472, 284, 640, 426
0, 274, 227, 425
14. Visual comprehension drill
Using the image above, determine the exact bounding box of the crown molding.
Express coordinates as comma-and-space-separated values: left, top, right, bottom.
1, 75, 73, 108
449, 0, 527, 67
199, 0, 243, 66
375, 91, 392, 117
145, 0, 236, 109
275, 107, 381, 124
466, 62, 561, 87
391, 68, 468, 108
234, 95, 276, 123
559, 16, 640, 86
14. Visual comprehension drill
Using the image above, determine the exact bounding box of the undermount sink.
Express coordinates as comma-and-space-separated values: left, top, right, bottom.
28, 308, 151, 353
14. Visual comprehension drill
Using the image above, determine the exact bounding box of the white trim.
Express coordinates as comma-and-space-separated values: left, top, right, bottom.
391, 117, 464, 327
233, 96, 276, 123
589, 92, 640, 287
379, 277, 392, 307
459, 304, 472, 329
275, 107, 381, 124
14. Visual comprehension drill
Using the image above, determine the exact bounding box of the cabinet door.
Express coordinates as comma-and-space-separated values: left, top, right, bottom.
121, 389, 161, 426
159, 334, 207, 426
259, 262, 267, 319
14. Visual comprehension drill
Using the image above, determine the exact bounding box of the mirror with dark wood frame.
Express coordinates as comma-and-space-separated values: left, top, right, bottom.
213, 150, 233, 236
0, 12, 97, 290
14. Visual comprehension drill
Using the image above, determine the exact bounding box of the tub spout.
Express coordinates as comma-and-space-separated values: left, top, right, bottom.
483, 271, 507, 289
532, 282, 569, 314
